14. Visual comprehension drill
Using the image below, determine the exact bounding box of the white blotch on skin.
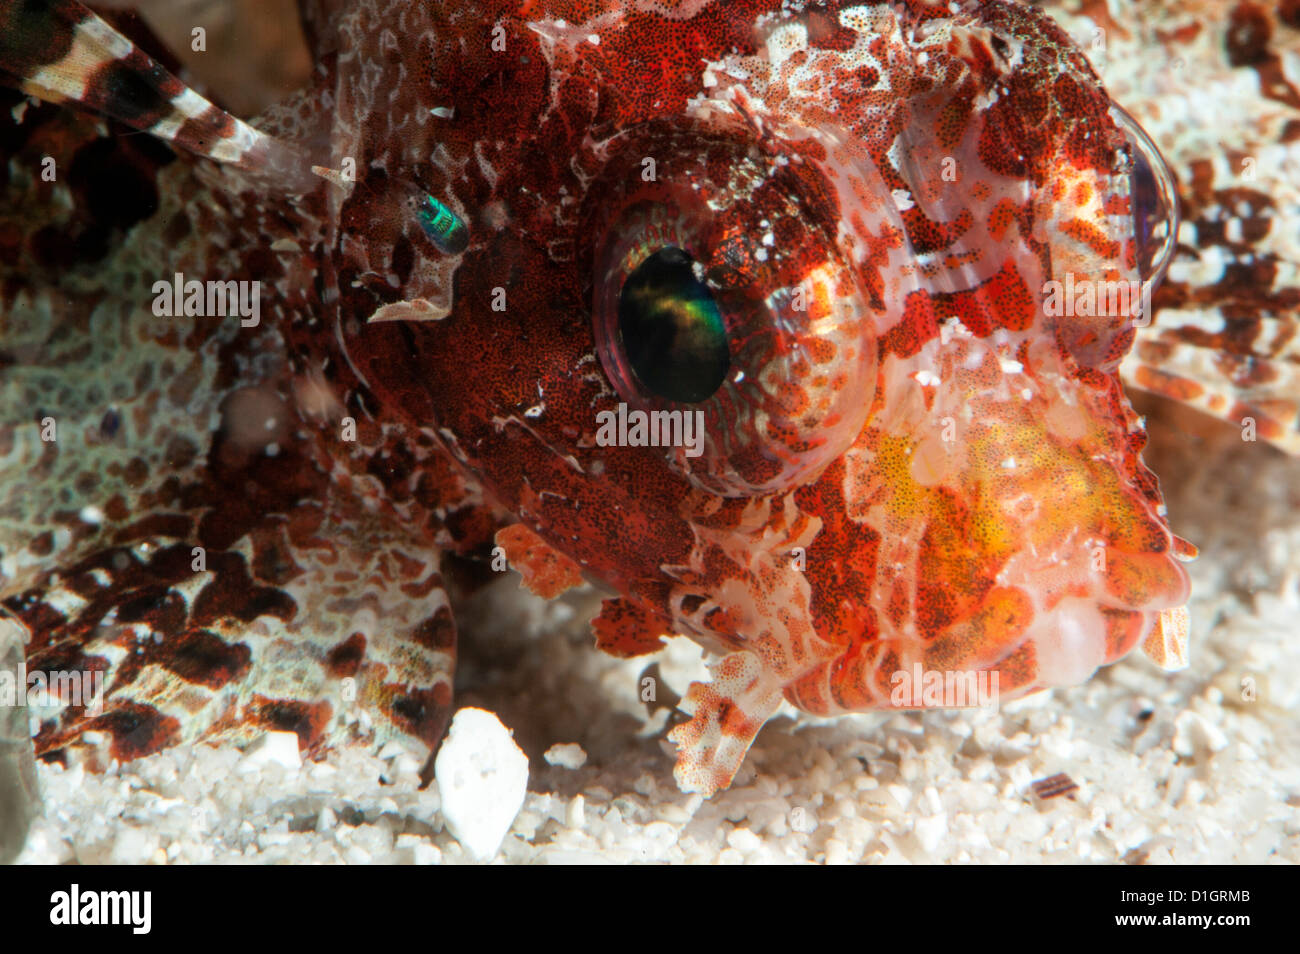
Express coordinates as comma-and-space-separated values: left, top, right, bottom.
1032, 598, 1107, 688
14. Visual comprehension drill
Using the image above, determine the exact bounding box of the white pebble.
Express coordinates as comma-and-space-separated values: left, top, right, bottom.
240, 731, 302, 771
913, 814, 948, 856
411, 842, 441, 865
544, 743, 588, 770
1172, 711, 1229, 757
726, 827, 762, 854
565, 794, 586, 829
824, 838, 850, 864
377, 740, 411, 760
108, 827, 157, 865
434, 708, 529, 861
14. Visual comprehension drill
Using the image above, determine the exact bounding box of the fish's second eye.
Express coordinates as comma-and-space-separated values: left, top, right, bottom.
1112, 103, 1179, 287
618, 246, 730, 404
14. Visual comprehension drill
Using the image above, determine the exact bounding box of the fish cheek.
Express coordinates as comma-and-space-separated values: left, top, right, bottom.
349, 235, 701, 591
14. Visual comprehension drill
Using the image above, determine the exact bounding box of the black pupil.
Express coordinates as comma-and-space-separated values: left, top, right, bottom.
617, 246, 730, 404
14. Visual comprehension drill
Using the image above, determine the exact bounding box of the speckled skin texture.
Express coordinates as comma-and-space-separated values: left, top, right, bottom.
0, 0, 1295, 803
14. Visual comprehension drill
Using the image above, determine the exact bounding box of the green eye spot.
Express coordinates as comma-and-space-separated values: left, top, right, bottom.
618, 246, 730, 404
415, 194, 469, 254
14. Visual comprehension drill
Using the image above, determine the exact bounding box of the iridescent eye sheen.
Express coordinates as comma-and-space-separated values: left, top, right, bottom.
618, 247, 730, 404
1111, 103, 1179, 286
414, 193, 469, 254
583, 120, 878, 498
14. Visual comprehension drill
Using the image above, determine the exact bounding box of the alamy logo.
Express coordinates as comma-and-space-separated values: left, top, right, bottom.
49, 884, 151, 934
1041, 273, 1152, 326
0, 664, 104, 716
152, 272, 260, 327
595, 402, 705, 458
890, 664, 1000, 709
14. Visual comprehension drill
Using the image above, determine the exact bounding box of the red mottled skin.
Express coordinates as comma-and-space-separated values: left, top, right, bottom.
7, 0, 1285, 796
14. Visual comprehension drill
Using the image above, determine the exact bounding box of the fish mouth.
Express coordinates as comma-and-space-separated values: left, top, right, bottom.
790, 306, 1195, 713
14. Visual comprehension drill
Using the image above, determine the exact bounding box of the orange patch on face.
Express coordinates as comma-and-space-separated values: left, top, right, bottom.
494, 523, 584, 598
992, 639, 1037, 694
923, 586, 1035, 671
1059, 216, 1121, 258
881, 288, 939, 358
1103, 549, 1187, 609
591, 597, 668, 657
981, 257, 1036, 331
987, 198, 1020, 240
1100, 606, 1145, 662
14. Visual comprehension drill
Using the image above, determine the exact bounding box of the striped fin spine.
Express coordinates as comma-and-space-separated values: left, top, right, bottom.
0, 0, 312, 189
1126, 323, 1300, 456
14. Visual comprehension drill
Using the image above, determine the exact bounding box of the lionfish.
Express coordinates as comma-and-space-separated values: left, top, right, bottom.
0, 0, 1296, 807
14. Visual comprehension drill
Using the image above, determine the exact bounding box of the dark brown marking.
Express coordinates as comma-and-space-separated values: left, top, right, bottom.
325, 632, 367, 677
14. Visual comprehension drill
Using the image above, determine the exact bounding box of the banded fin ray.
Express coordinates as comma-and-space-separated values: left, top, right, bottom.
1128, 323, 1300, 456
0, 0, 312, 188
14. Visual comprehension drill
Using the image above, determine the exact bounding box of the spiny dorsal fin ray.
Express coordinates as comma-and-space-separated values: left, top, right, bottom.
0, 0, 313, 189
1126, 326, 1300, 456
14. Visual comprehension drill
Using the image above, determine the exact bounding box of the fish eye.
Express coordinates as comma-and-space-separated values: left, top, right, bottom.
617, 246, 730, 404
583, 122, 878, 497
1111, 103, 1179, 287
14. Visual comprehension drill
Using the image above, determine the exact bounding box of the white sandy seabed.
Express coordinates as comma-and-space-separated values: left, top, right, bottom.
11, 407, 1300, 865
